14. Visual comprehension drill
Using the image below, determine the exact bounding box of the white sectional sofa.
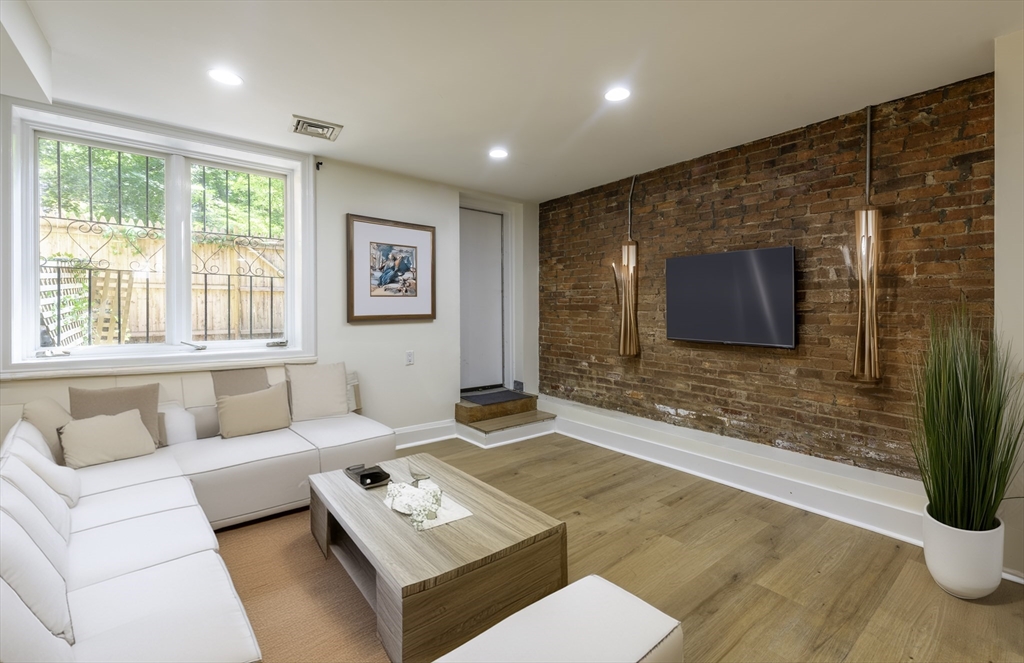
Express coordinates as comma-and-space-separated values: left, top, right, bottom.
0, 367, 397, 663
1, 422, 259, 663
171, 411, 395, 529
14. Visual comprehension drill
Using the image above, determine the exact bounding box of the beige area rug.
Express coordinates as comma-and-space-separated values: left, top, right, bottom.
216, 509, 389, 663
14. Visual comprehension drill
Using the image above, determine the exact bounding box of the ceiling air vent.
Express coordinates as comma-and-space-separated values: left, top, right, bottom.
292, 115, 342, 141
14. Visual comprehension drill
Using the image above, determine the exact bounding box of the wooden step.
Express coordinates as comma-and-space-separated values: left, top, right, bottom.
455, 393, 537, 424
464, 410, 556, 434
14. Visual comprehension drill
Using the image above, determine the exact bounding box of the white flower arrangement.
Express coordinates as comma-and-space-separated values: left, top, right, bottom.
385, 480, 443, 530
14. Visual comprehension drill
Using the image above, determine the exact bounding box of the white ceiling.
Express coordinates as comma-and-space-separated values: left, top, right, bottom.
25, 1, 1023, 203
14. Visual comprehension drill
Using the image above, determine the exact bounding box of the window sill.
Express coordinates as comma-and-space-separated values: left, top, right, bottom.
1, 347, 316, 381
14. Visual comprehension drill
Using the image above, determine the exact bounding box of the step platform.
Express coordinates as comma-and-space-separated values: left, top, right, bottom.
455, 389, 538, 424
455, 389, 556, 447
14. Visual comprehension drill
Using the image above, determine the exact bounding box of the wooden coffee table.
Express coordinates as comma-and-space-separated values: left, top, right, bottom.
309, 453, 567, 663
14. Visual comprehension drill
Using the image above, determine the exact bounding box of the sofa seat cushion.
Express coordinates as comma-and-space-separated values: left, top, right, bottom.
436, 575, 684, 663
69, 551, 260, 663
76, 447, 183, 497
289, 413, 396, 473
68, 505, 217, 591
169, 428, 319, 527
71, 478, 199, 533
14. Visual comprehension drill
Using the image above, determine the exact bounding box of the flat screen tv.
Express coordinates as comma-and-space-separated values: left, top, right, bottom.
665, 246, 795, 349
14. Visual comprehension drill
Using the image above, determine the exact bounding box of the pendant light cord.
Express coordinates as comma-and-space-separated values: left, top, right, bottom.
865, 106, 872, 206
627, 175, 637, 241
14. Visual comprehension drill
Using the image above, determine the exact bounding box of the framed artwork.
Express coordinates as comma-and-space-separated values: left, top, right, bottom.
347, 214, 436, 322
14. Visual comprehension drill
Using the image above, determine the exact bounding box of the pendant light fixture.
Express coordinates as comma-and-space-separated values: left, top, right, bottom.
612, 176, 640, 357
853, 106, 881, 382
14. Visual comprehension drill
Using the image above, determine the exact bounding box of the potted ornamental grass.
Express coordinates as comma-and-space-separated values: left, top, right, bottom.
912, 305, 1024, 599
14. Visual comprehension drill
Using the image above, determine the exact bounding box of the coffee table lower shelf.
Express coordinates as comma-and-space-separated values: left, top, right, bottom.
310, 480, 567, 662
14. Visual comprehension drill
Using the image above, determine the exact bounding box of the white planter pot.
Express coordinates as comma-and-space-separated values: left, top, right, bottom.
922, 504, 1004, 599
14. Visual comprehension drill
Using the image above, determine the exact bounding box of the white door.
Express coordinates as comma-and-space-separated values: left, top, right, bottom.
460, 208, 504, 389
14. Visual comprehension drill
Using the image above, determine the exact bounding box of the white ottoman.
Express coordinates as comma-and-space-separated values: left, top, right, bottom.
436, 575, 684, 663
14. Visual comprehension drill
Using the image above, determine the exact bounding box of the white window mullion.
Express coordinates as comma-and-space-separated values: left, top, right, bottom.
7, 105, 37, 363
164, 154, 191, 347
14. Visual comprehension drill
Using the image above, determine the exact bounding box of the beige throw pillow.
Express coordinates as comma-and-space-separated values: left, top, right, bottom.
59, 409, 156, 469
286, 362, 349, 421
216, 382, 291, 439
69, 384, 160, 444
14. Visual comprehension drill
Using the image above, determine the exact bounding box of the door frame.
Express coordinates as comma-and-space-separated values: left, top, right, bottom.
459, 194, 518, 391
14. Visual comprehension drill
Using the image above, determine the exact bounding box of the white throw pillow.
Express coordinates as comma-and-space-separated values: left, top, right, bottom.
287, 362, 349, 421
58, 409, 156, 470
157, 402, 198, 446
0, 578, 74, 662
0, 512, 74, 644
0, 456, 71, 541
5, 439, 80, 507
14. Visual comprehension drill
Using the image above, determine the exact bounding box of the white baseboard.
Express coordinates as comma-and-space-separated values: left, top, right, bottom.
394, 419, 457, 449
394, 417, 556, 450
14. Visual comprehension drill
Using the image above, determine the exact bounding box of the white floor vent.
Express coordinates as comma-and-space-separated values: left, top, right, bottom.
292, 115, 342, 141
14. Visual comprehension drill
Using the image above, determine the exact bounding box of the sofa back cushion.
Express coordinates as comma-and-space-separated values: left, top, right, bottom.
59, 409, 157, 470
0, 578, 74, 662
69, 383, 160, 445
0, 455, 71, 542
2, 419, 56, 464
211, 367, 269, 398
3, 438, 80, 507
157, 402, 199, 446
0, 477, 70, 581
20, 398, 72, 465
347, 370, 362, 412
287, 362, 349, 421
0, 510, 74, 643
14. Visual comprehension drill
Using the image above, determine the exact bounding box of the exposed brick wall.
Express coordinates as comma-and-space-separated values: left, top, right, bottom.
538, 74, 994, 478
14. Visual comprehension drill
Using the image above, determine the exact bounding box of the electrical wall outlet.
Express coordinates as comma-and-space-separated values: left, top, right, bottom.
405, 351, 414, 366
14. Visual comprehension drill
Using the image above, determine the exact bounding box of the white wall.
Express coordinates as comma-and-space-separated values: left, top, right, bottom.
314, 159, 461, 429
312, 160, 541, 430
995, 29, 1024, 578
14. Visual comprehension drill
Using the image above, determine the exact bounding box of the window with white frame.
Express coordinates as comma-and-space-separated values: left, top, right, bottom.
2, 98, 316, 377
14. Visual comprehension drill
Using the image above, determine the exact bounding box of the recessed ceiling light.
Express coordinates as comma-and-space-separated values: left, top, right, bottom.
208, 69, 243, 86
489, 148, 508, 159
605, 87, 630, 101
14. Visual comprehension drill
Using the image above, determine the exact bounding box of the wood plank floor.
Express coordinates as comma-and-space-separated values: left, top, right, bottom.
400, 434, 1024, 663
